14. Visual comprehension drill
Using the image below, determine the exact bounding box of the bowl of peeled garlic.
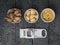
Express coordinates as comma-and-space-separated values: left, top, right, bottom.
24, 8, 39, 23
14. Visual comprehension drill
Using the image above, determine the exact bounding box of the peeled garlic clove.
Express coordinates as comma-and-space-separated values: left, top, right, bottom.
34, 15, 38, 18
26, 16, 30, 21
30, 15, 34, 19
31, 10, 35, 14
30, 18, 35, 22
26, 11, 31, 16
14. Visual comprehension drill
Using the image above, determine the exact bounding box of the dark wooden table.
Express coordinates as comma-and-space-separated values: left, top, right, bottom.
0, 0, 60, 45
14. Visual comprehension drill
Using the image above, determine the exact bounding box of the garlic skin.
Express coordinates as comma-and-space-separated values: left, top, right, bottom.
6, 8, 21, 23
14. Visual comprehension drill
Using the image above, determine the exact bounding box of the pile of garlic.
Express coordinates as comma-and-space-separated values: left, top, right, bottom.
6, 8, 21, 23
24, 9, 39, 23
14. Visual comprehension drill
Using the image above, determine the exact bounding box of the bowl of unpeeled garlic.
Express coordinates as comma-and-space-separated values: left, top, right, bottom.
5, 8, 21, 23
